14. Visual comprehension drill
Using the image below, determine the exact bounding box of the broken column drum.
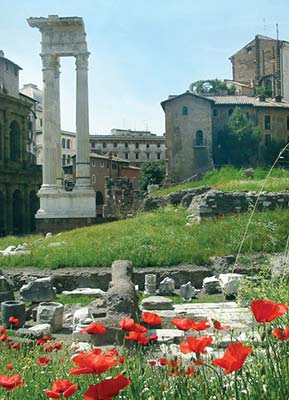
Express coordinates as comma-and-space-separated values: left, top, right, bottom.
37, 302, 64, 333
1, 300, 25, 328
145, 274, 157, 295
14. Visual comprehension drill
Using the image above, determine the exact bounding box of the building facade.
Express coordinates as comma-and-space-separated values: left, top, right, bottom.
90, 129, 165, 167
230, 34, 289, 100
162, 92, 289, 183
161, 92, 214, 183
0, 52, 41, 235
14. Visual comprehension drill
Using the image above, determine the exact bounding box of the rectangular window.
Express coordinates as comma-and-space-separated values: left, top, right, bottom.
102, 142, 106, 148
157, 153, 161, 160
91, 142, 95, 148
213, 109, 218, 117
135, 142, 139, 149
100, 160, 104, 168
264, 115, 271, 130
92, 159, 95, 167
113, 142, 117, 148
125, 153, 129, 160
135, 153, 139, 159
92, 174, 96, 183
112, 162, 117, 170
146, 143, 150, 149
265, 134, 272, 145
146, 153, 150, 159
157, 142, 161, 148
125, 142, 128, 148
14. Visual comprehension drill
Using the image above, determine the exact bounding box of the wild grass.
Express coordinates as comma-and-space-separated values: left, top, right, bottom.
0, 207, 288, 270
153, 166, 289, 196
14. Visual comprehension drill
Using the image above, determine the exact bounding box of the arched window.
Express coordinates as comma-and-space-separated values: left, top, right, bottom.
195, 130, 204, 146
62, 138, 66, 148
12, 190, 24, 234
95, 191, 103, 205
182, 106, 188, 115
62, 154, 66, 166
66, 139, 71, 149
0, 123, 2, 160
9, 120, 21, 161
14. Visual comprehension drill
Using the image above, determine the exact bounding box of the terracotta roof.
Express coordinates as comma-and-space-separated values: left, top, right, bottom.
161, 91, 214, 110
205, 95, 289, 109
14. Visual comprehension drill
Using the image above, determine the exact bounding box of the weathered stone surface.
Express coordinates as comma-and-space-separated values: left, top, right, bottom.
62, 288, 105, 297
141, 296, 174, 310
179, 281, 198, 300
148, 328, 184, 344
20, 277, 56, 302
219, 273, 243, 297
203, 276, 221, 294
145, 274, 157, 295
16, 324, 51, 339
159, 277, 175, 296
37, 302, 64, 333
88, 260, 139, 345
0, 275, 15, 303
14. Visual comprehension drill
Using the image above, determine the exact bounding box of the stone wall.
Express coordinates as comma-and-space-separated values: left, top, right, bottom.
103, 176, 141, 218
188, 190, 289, 219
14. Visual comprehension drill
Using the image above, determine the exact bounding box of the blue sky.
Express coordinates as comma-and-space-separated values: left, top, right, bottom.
2, 0, 289, 135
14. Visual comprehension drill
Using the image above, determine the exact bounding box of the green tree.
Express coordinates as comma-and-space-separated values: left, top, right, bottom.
215, 107, 261, 167
140, 160, 166, 192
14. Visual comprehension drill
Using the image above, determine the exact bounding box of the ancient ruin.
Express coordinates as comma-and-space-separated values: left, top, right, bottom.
27, 15, 95, 231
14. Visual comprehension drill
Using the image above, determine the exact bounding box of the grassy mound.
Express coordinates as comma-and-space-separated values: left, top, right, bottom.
153, 166, 289, 196
0, 207, 288, 270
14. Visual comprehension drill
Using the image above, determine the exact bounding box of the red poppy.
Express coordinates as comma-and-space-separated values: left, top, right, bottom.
37, 335, 52, 345
272, 327, 289, 340
184, 366, 195, 377
159, 358, 167, 366
8, 316, 20, 327
191, 319, 210, 331
83, 373, 130, 400
0, 327, 6, 334
171, 318, 193, 331
0, 374, 24, 391
212, 319, 231, 331
141, 312, 162, 326
148, 360, 157, 366
37, 357, 50, 365
119, 317, 136, 331
132, 323, 147, 333
70, 351, 118, 375
83, 322, 106, 335
0, 334, 7, 341
250, 299, 288, 323
212, 342, 252, 374
125, 331, 148, 346
180, 336, 213, 354
148, 334, 158, 343
45, 379, 78, 398
6, 364, 13, 371
12, 343, 20, 350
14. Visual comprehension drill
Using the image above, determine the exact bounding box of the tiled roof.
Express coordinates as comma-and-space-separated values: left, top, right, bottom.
205, 95, 289, 109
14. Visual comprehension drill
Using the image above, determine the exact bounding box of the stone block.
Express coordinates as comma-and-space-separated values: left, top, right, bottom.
37, 302, 64, 333
141, 296, 174, 310
16, 324, 51, 339
20, 277, 56, 302
159, 277, 175, 296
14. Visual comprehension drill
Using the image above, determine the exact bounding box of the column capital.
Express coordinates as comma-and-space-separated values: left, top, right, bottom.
75, 52, 90, 70
41, 54, 60, 77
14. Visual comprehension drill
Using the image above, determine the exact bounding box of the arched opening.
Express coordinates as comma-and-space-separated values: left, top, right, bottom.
0, 123, 2, 160
29, 190, 39, 233
0, 191, 5, 236
182, 106, 188, 115
12, 190, 24, 235
10, 120, 21, 161
95, 191, 103, 217
195, 130, 204, 146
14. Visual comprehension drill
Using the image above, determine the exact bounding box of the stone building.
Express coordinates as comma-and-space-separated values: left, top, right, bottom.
90, 129, 165, 167
230, 34, 289, 100
162, 91, 289, 183
161, 92, 214, 183
0, 52, 41, 235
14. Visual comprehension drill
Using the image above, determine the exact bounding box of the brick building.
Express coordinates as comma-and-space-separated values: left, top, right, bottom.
0, 52, 41, 235
230, 34, 289, 100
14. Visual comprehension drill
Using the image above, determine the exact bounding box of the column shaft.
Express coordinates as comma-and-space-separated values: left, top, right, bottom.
75, 53, 91, 188
41, 55, 61, 189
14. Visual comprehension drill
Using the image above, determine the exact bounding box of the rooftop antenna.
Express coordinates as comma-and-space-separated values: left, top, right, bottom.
276, 23, 279, 41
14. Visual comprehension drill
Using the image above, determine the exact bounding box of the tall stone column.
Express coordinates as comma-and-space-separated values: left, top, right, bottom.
75, 52, 91, 189
40, 54, 61, 190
